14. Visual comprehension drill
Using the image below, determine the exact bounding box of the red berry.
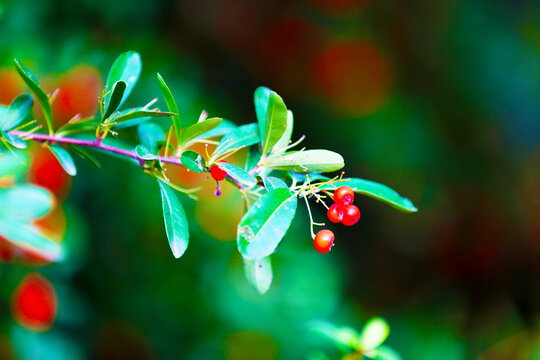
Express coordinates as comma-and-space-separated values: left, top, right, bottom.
333, 186, 354, 206
210, 161, 227, 181
313, 229, 335, 253
11, 273, 57, 331
327, 203, 344, 223
342, 205, 360, 226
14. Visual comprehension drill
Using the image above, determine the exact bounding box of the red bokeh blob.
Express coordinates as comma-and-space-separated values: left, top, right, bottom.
311, 41, 392, 116
28, 147, 71, 199
11, 273, 57, 331
52, 65, 102, 125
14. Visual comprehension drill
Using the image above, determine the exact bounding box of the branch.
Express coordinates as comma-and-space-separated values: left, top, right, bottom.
9, 130, 184, 167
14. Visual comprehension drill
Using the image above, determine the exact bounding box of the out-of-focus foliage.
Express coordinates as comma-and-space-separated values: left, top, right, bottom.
0, 0, 539, 359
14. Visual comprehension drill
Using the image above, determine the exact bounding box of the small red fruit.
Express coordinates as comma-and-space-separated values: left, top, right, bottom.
210, 162, 227, 181
342, 205, 360, 226
327, 203, 344, 223
11, 273, 57, 331
333, 186, 354, 206
313, 229, 335, 253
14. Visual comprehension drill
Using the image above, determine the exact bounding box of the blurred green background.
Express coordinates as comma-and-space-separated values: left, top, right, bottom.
1, 0, 539, 359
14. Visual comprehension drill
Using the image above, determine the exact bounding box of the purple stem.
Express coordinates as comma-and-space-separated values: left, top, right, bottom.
9, 130, 184, 167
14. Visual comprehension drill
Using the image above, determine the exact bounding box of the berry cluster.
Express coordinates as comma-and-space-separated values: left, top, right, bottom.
313, 186, 361, 253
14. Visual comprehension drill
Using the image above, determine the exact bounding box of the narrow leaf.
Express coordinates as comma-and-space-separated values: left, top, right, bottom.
102, 80, 126, 119
267, 150, 344, 173
135, 145, 157, 160
180, 150, 206, 173
213, 123, 260, 160
272, 109, 293, 154
103, 51, 142, 114
113, 109, 175, 128
0, 185, 54, 220
319, 178, 417, 213
196, 119, 237, 140
49, 145, 77, 176
261, 92, 288, 154
13, 59, 53, 134
2, 131, 27, 149
245, 146, 261, 172
237, 188, 297, 259
137, 122, 165, 153
1, 94, 33, 131
157, 73, 181, 138
360, 317, 390, 351
254, 86, 271, 141
157, 180, 189, 258
263, 177, 287, 191
243, 256, 273, 294
178, 117, 222, 149
218, 162, 257, 187
0, 220, 64, 261
70, 145, 101, 168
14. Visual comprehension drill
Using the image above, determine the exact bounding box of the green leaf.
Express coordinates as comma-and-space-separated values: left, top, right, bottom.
0, 94, 33, 131
254, 86, 271, 141
196, 119, 237, 140
0, 151, 28, 177
320, 178, 417, 213
55, 116, 101, 134
49, 145, 77, 176
137, 122, 165, 153
309, 321, 361, 352
261, 92, 288, 155
69, 145, 101, 168
103, 51, 142, 114
289, 172, 330, 183
180, 150, 206, 173
245, 146, 261, 172
13, 58, 53, 134
0, 185, 53, 220
237, 188, 297, 259
243, 256, 273, 294
157, 73, 181, 138
212, 123, 260, 160
113, 109, 176, 129
135, 145, 157, 160
371, 346, 402, 360
360, 317, 390, 351
262, 176, 287, 191
267, 150, 344, 173
2, 131, 27, 149
0, 220, 64, 261
157, 179, 189, 258
272, 109, 293, 154
218, 162, 257, 187
178, 117, 222, 149
102, 80, 126, 119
